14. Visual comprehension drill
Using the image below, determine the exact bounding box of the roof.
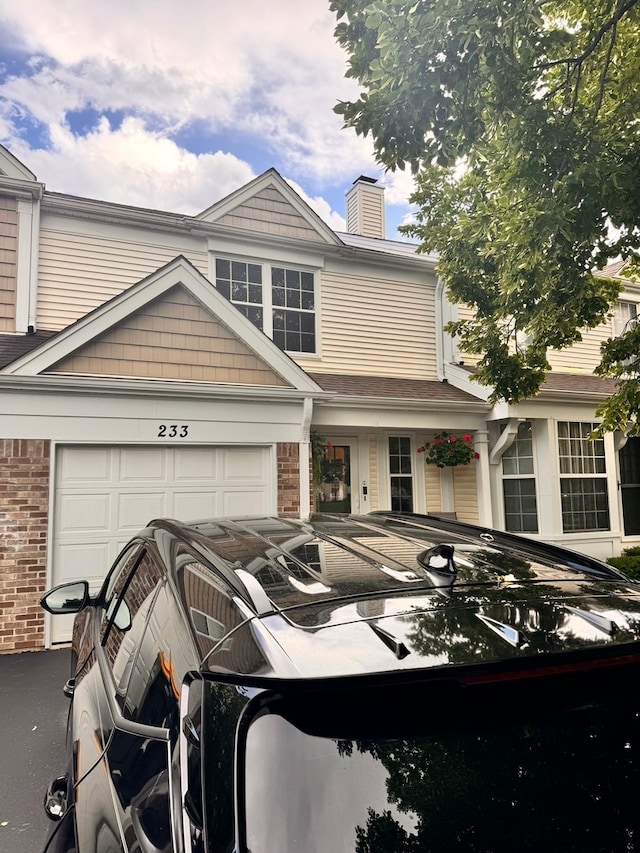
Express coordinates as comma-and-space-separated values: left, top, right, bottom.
155, 513, 640, 683
309, 372, 483, 404
0, 332, 57, 369
541, 372, 618, 397
337, 230, 437, 263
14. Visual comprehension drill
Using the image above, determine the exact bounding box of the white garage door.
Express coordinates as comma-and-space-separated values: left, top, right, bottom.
49, 444, 273, 643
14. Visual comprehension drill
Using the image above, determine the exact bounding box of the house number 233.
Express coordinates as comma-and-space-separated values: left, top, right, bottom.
157, 424, 189, 438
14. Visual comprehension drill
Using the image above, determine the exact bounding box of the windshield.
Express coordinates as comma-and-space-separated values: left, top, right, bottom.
238, 668, 640, 852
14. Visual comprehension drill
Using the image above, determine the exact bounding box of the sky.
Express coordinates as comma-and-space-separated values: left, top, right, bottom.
0, 0, 417, 238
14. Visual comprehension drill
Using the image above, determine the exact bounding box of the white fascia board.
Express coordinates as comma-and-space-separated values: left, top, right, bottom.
0, 373, 331, 403
1, 256, 323, 393
43, 192, 188, 233
314, 395, 488, 413
312, 403, 488, 432
0, 173, 44, 199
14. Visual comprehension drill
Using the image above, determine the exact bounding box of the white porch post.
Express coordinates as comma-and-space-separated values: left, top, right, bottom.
474, 429, 493, 527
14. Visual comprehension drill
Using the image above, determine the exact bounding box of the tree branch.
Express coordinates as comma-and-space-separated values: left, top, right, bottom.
536, 0, 639, 72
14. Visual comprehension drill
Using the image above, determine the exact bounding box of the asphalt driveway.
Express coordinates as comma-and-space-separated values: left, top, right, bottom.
0, 648, 71, 853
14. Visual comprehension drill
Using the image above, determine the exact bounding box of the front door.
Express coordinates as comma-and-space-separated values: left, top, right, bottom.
317, 441, 358, 514
620, 437, 640, 535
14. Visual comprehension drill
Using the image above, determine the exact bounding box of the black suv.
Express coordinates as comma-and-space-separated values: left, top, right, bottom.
41, 512, 640, 852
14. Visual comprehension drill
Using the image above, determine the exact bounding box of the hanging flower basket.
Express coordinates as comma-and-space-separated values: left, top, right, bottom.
417, 431, 478, 467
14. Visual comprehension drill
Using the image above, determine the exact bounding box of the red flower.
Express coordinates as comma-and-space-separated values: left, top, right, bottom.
449, 435, 457, 442
417, 447, 424, 453
463, 434, 472, 442
474, 451, 480, 459
326, 442, 333, 451
434, 437, 442, 445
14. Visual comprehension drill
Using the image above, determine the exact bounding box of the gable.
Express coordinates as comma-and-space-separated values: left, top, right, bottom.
197, 169, 341, 246
46, 285, 290, 386
0, 144, 37, 181
215, 186, 327, 242
1, 255, 323, 393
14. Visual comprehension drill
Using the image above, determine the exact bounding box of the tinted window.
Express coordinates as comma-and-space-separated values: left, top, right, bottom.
102, 548, 164, 686
238, 669, 640, 853
122, 581, 195, 731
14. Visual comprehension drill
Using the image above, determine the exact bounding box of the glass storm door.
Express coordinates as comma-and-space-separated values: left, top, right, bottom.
620, 437, 640, 535
317, 443, 352, 514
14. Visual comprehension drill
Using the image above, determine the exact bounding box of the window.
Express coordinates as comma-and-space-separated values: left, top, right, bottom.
389, 437, 413, 513
214, 256, 316, 354
558, 422, 609, 532
215, 259, 263, 329
271, 267, 315, 353
613, 300, 638, 337
502, 422, 538, 533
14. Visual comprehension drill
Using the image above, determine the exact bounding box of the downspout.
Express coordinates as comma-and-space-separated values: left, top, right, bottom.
299, 397, 313, 521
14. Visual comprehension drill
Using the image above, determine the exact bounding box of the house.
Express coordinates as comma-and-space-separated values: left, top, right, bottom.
1, 143, 638, 652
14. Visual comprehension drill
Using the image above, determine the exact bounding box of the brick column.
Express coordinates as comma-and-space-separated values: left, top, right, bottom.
0, 440, 50, 652
277, 442, 300, 518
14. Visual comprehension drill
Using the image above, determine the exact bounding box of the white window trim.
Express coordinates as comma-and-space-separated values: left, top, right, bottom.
501, 421, 539, 534
210, 250, 321, 357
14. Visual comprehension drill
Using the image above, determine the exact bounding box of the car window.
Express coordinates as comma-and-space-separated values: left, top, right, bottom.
237, 670, 640, 853
102, 548, 164, 689
121, 580, 195, 732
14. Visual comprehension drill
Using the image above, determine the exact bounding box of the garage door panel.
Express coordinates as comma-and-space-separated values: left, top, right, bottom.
174, 448, 219, 480
54, 541, 111, 588
55, 493, 112, 534
222, 489, 269, 516
58, 447, 112, 483
222, 447, 269, 481
119, 447, 168, 481
173, 492, 219, 521
118, 493, 168, 529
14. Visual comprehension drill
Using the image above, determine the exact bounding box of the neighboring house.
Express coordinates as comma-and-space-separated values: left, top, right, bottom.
0, 143, 638, 652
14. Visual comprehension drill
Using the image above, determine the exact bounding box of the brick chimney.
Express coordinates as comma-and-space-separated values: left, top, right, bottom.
345, 176, 385, 239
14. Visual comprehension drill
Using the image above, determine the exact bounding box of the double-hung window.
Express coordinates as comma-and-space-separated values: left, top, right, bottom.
558, 422, 609, 532
502, 422, 538, 533
215, 257, 316, 354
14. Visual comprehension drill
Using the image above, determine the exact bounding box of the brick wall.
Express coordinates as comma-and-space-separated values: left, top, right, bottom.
277, 442, 300, 517
0, 440, 50, 652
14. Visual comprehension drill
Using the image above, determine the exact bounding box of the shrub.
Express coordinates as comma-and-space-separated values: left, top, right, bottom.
607, 548, 640, 580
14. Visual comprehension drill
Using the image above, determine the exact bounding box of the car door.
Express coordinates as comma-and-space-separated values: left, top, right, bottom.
73, 543, 167, 852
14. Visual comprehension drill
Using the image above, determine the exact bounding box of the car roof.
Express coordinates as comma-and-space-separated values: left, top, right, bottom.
150, 512, 640, 683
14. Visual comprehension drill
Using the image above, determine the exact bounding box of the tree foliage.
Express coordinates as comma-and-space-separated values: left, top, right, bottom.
331, 0, 640, 433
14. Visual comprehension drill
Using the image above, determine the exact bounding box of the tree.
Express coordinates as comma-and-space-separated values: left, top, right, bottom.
331, 0, 640, 434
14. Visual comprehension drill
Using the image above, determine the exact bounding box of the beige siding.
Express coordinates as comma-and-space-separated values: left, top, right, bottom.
37, 228, 209, 330
0, 197, 18, 332
453, 463, 479, 524
295, 270, 438, 380
424, 464, 442, 514
547, 319, 612, 373
452, 303, 481, 367
456, 301, 617, 374
361, 192, 384, 239
217, 188, 324, 242
47, 286, 290, 385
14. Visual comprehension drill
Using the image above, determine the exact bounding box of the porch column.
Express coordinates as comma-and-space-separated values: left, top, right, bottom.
474, 429, 493, 527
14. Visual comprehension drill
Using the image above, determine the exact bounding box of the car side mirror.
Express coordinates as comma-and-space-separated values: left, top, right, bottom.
40, 581, 90, 615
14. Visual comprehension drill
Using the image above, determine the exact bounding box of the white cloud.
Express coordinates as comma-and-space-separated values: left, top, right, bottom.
286, 178, 346, 232
11, 117, 256, 213
0, 0, 386, 227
